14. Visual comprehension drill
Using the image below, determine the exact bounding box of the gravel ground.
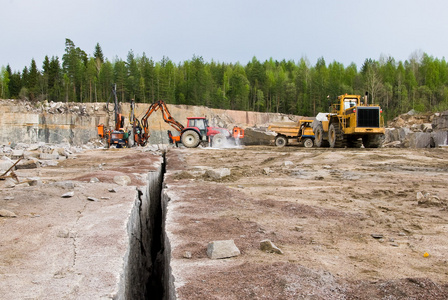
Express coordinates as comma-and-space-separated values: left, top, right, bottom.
164, 146, 448, 299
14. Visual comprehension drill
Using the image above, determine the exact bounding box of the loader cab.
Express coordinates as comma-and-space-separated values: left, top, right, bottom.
343, 99, 358, 110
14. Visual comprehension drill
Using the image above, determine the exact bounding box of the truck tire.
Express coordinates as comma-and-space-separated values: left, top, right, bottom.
314, 123, 325, 147
212, 133, 226, 148
303, 138, 314, 148
329, 123, 344, 148
181, 130, 201, 148
275, 135, 287, 147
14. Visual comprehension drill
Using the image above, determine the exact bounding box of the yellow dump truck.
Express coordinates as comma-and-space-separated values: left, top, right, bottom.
312, 94, 385, 148
268, 119, 315, 147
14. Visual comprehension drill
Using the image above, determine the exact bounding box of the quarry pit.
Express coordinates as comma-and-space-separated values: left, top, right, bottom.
1, 145, 448, 299
1, 99, 448, 299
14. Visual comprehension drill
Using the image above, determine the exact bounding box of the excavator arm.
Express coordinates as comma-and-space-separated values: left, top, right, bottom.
139, 100, 185, 146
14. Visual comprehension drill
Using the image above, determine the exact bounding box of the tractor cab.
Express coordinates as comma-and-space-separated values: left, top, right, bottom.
186, 117, 208, 141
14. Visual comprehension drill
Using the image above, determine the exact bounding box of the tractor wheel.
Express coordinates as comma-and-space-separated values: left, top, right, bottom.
314, 123, 325, 147
275, 135, 287, 147
303, 138, 314, 148
212, 133, 226, 148
181, 130, 200, 148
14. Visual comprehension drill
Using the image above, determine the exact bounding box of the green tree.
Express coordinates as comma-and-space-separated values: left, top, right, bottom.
311, 57, 329, 114
295, 58, 312, 115
48, 56, 62, 101
139, 53, 155, 103
156, 56, 175, 103
113, 59, 127, 101
328, 61, 345, 97
404, 60, 418, 110
27, 59, 40, 100
93, 42, 104, 71
362, 59, 383, 104
21, 66, 29, 99
86, 57, 98, 102
344, 63, 358, 93
0, 66, 10, 99
62, 38, 87, 102
42, 56, 50, 99
394, 61, 408, 113
6, 65, 21, 99
126, 50, 140, 101
98, 60, 114, 101
246, 56, 266, 111
228, 63, 249, 110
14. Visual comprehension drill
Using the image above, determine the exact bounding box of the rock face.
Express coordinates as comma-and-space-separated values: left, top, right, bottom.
385, 110, 448, 148
2, 98, 448, 148
0, 99, 296, 146
207, 240, 241, 259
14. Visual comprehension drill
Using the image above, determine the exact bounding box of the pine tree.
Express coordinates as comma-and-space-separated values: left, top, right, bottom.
62, 38, 87, 102
7, 65, 21, 99
48, 56, 62, 101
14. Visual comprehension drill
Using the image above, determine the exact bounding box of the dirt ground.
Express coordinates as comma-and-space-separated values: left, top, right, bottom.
1, 145, 448, 299
164, 146, 448, 299
0, 148, 161, 299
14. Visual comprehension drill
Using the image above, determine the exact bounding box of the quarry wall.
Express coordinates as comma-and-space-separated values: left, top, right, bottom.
1, 99, 447, 148
0, 99, 290, 146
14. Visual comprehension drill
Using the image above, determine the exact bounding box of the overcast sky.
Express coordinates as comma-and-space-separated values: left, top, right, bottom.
2, 0, 448, 72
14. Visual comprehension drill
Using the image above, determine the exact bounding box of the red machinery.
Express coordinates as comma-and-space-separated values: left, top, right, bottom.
137, 100, 244, 148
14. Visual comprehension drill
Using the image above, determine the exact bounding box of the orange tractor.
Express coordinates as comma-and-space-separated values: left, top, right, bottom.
134, 100, 244, 148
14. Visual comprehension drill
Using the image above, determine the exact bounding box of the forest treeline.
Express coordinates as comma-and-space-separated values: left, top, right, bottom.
1, 38, 448, 121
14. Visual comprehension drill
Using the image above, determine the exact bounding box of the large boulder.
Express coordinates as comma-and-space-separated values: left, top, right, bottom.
242, 127, 275, 145
399, 127, 412, 142
384, 128, 399, 143
432, 131, 448, 146
432, 111, 448, 131
408, 132, 433, 148
207, 240, 241, 259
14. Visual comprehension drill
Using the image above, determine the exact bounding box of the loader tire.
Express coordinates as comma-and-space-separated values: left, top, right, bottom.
314, 123, 325, 147
181, 130, 200, 148
329, 123, 344, 148
275, 135, 287, 147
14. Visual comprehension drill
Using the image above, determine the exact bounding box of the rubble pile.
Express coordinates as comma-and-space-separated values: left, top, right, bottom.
0, 141, 163, 191
0, 142, 86, 186
384, 110, 448, 148
1, 99, 102, 116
